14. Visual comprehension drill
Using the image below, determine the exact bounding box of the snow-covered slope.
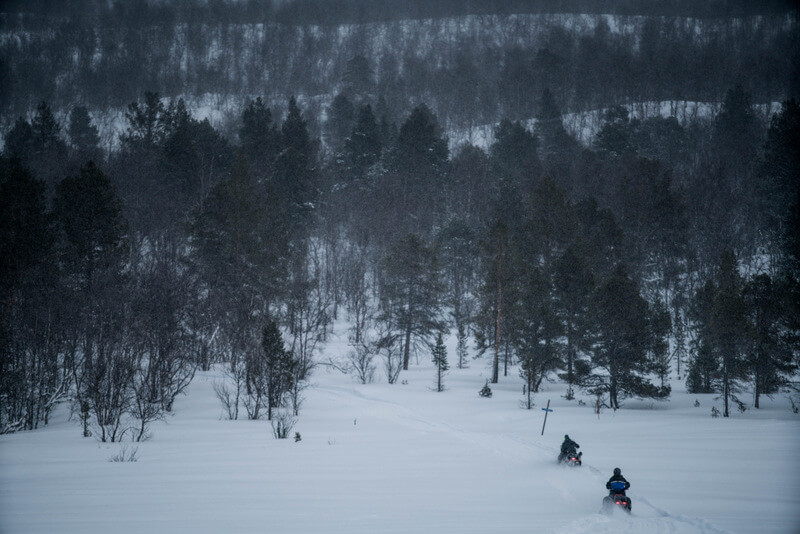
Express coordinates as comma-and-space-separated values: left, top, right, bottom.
1, 326, 798, 533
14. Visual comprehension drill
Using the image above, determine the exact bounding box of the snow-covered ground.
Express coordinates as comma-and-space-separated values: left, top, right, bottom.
1, 326, 798, 534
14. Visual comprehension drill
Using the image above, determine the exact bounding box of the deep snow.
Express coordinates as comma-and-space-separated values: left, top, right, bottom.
1, 326, 799, 534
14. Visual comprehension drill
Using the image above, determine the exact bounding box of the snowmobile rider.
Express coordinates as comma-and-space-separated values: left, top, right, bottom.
606, 468, 630, 496
558, 434, 580, 463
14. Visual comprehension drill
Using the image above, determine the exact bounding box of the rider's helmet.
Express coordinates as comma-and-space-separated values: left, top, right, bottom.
564, 434, 569, 440
613, 467, 621, 476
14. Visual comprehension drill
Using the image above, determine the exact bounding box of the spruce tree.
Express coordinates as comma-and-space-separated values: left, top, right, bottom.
489, 119, 541, 199
511, 263, 561, 409
378, 234, 445, 372
281, 96, 312, 161
239, 97, 279, 182
0, 158, 57, 432
2, 118, 34, 162
326, 93, 355, 153
709, 250, 748, 417
587, 265, 668, 409
343, 104, 382, 180
475, 217, 514, 384
29, 101, 69, 188
686, 341, 719, 394
54, 161, 131, 442
431, 333, 448, 392
68, 105, 100, 163
743, 274, 797, 408
261, 319, 296, 420
553, 245, 594, 393
381, 104, 449, 237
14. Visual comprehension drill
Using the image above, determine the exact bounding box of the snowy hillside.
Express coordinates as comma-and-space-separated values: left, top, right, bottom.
1, 325, 798, 534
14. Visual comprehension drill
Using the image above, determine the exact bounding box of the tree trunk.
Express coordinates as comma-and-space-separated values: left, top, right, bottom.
754, 358, 761, 409
723, 363, 730, 417
403, 323, 411, 371
493, 262, 502, 384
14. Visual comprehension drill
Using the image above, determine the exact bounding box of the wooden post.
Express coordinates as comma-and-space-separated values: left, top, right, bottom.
541, 399, 552, 436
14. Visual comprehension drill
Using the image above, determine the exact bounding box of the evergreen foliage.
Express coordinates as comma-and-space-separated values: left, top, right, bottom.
239, 97, 279, 181
378, 234, 445, 372
261, 319, 297, 421
2, 5, 800, 438
68, 105, 100, 162
431, 333, 449, 392
584, 265, 670, 409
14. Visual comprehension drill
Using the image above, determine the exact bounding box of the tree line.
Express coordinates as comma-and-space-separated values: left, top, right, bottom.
1, 5, 797, 131
1, 78, 799, 440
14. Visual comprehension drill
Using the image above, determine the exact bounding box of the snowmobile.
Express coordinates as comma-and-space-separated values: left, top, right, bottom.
602, 481, 632, 514
563, 451, 582, 466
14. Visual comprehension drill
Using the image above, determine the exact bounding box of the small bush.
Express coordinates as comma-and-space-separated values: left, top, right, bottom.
213, 380, 238, 420
108, 445, 139, 463
479, 380, 492, 398
271, 409, 297, 439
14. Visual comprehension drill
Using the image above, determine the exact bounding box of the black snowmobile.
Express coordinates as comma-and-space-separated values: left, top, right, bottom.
562, 450, 582, 466
602, 481, 632, 514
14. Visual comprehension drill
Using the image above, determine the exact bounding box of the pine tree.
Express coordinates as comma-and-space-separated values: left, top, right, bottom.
456, 322, 469, 370
686, 341, 718, 394
436, 219, 476, 370
0, 158, 57, 432
743, 274, 797, 408
535, 88, 578, 182
511, 263, 561, 409
714, 84, 760, 173
553, 245, 594, 392
31, 101, 63, 155
759, 99, 800, 255
274, 97, 317, 235
326, 93, 355, 153
239, 97, 279, 181
54, 161, 128, 292
673, 305, 687, 380
68, 105, 100, 163
261, 319, 296, 421
594, 105, 633, 157
378, 234, 445, 372
381, 104, 449, 237
343, 54, 374, 100
476, 217, 514, 384
587, 265, 668, 409
28, 101, 69, 188
2, 118, 34, 162
709, 250, 748, 417
431, 333, 449, 392
54, 161, 131, 442
122, 91, 168, 148
191, 154, 289, 389
343, 104, 382, 180
281, 96, 312, 162
489, 119, 541, 199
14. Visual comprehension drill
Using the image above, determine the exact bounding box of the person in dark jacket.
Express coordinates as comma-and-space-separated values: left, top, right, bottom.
606, 467, 630, 496
558, 434, 580, 463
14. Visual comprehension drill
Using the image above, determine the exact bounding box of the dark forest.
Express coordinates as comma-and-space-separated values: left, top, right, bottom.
1, 0, 798, 438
